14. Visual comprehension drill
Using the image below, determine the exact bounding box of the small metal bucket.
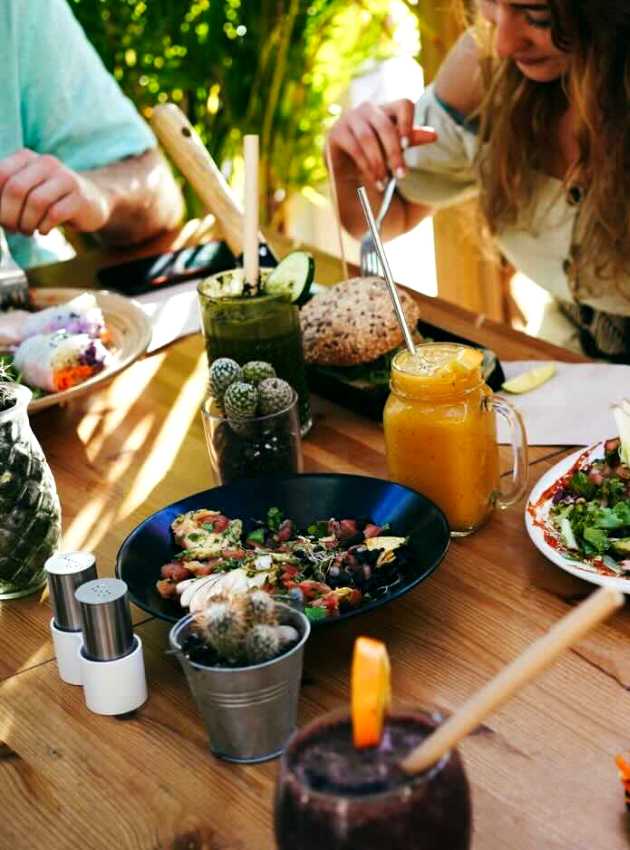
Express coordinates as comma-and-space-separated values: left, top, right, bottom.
169, 602, 310, 763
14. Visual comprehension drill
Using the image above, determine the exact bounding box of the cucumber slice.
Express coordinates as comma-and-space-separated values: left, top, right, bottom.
264, 251, 315, 304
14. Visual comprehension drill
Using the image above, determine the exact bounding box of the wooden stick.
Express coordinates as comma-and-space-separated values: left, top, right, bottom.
243, 135, 259, 288
401, 586, 624, 775
150, 104, 244, 257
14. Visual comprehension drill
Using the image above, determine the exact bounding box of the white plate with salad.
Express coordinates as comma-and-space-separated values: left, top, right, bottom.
526, 423, 630, 592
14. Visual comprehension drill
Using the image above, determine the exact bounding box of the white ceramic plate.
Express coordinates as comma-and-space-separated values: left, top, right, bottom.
19, 288, 151, 413
525, 441, 630, 592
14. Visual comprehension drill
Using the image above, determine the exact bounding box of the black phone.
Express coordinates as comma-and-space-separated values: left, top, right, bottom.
96, 241, 237, 297
97, 242, 277, 297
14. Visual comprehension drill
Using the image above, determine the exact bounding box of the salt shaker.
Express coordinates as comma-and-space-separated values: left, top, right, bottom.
45, 551, 97, 685
75, 578, 148, 715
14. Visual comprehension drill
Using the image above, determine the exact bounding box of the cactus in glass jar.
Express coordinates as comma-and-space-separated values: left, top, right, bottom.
0, 382, 62, 599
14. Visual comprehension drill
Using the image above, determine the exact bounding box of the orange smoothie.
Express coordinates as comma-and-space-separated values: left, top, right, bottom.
383, 345, 500, 534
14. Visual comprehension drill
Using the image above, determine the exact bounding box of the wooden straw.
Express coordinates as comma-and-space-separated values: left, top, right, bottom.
356, 186, 416, 357
324, 140, 350, 283
402, 585, 624, 775
243, 134, 259, 288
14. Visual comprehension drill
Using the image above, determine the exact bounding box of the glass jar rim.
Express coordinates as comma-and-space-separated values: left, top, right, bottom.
169, 602, 310, 672
279, 706, 454, 804
390, 344, 484, 398
197, 266, 289, 305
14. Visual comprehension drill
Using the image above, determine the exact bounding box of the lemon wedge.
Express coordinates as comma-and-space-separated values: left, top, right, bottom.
502, 363, 556, 394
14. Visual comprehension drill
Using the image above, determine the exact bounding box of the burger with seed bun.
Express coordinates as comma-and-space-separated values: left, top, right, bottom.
299, 275, 422, 375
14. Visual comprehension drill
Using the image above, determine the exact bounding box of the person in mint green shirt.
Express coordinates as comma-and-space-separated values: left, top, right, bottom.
0, 0, 183, 268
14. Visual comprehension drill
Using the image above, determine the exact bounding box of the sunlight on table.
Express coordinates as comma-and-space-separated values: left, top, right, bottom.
63, 349, 207, 555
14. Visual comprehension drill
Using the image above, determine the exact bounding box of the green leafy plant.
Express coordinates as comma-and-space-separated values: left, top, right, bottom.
70, 0, 421, 225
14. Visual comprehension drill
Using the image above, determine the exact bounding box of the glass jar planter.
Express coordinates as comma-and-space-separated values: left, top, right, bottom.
201, 390, 303, 485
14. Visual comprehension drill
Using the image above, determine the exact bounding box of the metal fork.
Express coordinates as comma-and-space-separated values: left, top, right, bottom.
0, 226, 29, 309
359, 176, 397, 277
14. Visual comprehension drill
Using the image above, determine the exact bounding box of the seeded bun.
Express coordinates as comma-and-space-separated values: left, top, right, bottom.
299, 276, 422, 366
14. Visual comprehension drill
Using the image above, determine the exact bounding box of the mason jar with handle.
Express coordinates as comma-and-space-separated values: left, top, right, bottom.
383, 344, 528, 536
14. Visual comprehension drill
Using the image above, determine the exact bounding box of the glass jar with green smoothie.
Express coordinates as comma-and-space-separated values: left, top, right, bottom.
198, 257, 313, 434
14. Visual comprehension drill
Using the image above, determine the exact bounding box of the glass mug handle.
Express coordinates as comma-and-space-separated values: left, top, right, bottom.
489, 396, 529, 509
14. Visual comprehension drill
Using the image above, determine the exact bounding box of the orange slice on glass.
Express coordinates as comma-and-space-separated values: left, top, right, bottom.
351, 636, 391, 749
450, 347, 484, 374
436, 346, 483, 378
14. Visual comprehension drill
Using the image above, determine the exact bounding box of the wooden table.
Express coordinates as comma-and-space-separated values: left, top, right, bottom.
3, 234, 630, 850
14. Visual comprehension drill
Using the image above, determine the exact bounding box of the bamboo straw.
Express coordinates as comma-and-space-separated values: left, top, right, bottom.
356, 186, 416, 357
402, 585, 624, 775
243, 134, 259, 288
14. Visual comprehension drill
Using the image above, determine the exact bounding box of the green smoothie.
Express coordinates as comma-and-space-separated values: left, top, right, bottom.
198, 271, 312, 433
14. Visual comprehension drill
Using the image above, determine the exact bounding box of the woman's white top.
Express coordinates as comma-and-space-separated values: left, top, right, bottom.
397, 84, 630, 317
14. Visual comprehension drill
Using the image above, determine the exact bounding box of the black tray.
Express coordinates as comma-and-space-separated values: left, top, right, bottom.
306, 319, 505, 421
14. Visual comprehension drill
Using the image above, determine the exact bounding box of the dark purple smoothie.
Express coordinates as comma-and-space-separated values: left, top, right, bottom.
274, 711, 471, 850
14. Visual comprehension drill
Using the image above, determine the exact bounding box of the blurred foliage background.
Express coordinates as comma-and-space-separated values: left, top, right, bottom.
70, 0, 431, 226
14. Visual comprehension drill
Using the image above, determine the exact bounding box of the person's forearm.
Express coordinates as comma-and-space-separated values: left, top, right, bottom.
81, 148, 184, 246
334, 174, 431, 241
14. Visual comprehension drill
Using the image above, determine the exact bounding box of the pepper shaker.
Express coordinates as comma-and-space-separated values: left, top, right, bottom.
75, 578, 148, 715
45, 551, 97, 685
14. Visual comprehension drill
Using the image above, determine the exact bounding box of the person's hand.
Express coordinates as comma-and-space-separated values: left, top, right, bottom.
0, 149, 111, 236
326, 99, 437, 191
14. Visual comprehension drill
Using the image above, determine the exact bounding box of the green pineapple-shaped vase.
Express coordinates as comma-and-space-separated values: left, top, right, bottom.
0, 383, 62, 599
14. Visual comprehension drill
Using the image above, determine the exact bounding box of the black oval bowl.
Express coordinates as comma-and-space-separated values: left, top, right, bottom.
116, 473, 449, 626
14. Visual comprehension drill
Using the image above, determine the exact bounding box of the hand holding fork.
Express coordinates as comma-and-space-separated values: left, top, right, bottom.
325, 98, 437, 252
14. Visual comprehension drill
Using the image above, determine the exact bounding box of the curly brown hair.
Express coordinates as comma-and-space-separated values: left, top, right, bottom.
471, 1, 630, 282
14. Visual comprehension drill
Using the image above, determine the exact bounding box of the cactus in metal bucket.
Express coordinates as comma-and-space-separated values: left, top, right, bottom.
192, 589, 299, 666
245, 623, 281, 664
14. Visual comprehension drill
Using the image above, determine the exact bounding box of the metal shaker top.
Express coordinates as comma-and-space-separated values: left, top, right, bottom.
75, 578, 134, 661
45, 551, 97, 631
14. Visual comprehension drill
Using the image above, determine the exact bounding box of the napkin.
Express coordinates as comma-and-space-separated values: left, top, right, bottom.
496, 361, 630, 446
135, 280, 201, 353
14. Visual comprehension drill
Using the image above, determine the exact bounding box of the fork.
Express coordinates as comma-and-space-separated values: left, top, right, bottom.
359, 176, 397, 277
0, 226, 29, 309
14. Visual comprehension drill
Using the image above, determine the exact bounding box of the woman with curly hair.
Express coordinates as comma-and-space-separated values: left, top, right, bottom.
327, 1, 630, 360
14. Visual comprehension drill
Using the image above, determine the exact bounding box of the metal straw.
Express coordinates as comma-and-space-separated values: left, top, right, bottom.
356, 186, 416, 356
